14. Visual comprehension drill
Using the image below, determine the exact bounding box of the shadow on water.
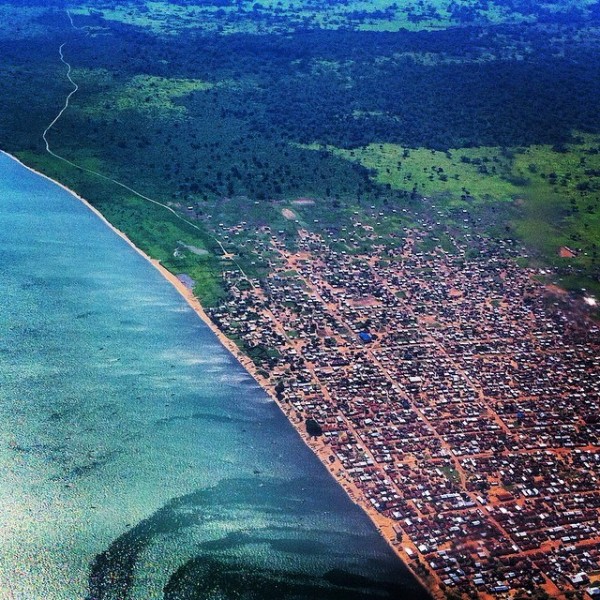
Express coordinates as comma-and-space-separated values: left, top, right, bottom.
87, 498, 202, 600
163, 557, 406, 600
87, 478, 428, 600
155, 411, 250, 427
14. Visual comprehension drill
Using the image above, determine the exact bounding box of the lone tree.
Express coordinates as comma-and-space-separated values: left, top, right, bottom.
275, 379, 285, 401
306, 418, 323, 437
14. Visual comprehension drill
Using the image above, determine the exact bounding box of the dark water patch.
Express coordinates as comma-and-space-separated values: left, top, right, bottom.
119, 318, 142, 326
19, 276, 49, 290
89, 478, 428, 599
76, 311, 95, 319
269, 537, 329, 555
163, 556, 407, 600
195, 530, 329, 556
87, 479, 320, 599
87, 499, 203, 600
324, 569, 384, 588
156, 410, 249, 427
13, 442, 125, 484
11, 325, 47, 339
61, 450, 122, 481
48, 409, 66, 421
9, 440, 66, 457
62, 460, 106, 479
9, 442, 42, 454
197, 531, 254, 552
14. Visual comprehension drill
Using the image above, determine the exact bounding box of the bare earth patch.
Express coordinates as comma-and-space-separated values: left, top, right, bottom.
559, 245, 577, 258
281, 208, 297, 220
178, 241, 209, 256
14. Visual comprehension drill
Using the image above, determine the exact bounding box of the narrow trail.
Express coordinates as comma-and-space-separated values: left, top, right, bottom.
66, 9, 94, 33
42, 43, 79, 163
42, 10, 252, 283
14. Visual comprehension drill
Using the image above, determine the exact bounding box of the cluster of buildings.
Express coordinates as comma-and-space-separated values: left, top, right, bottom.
208, 223, 599, 599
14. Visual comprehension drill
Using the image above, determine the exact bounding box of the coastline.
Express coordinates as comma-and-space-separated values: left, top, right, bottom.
0, 149, 436, 599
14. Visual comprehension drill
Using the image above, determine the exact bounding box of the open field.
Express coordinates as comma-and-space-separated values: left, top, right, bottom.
312, 143, 520, 202
74, 71, 216, 115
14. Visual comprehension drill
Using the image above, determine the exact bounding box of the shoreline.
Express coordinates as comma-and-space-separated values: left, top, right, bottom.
0, 149, 436, 599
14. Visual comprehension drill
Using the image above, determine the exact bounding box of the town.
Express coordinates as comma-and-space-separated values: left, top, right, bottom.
208, 220, 600, 600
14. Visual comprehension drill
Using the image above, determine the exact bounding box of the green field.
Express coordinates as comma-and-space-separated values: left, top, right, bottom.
75, 71, 216, 115
312, 143, 520, 202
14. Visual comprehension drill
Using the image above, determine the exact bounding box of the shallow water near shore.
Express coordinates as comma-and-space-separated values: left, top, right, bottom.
0, 152, 428, 599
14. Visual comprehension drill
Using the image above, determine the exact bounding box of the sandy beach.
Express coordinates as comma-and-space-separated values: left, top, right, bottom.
1, 149, 437, 599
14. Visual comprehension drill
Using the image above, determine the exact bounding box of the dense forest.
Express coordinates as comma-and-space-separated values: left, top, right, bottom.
0, 0, 599, 302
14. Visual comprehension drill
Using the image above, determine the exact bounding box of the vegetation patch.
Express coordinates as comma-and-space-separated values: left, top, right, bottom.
314, 143, 520, 203
71, 0, 600, 35
510, 135, 600, 276
75, 71, 216, 116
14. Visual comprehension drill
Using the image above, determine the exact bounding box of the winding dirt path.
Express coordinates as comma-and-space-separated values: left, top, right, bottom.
41, 11, 253, 278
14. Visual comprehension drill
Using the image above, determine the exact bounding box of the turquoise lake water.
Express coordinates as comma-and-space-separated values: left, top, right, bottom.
0, 152, 428, 599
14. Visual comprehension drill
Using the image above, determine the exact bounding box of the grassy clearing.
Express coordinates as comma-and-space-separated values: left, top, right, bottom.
441, 465, 461, 485
74, 71, 216, 116
319, 143, 520, 204
71, 2, 207, 35
112, 75, 214, 112
511, 135, 600, 264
